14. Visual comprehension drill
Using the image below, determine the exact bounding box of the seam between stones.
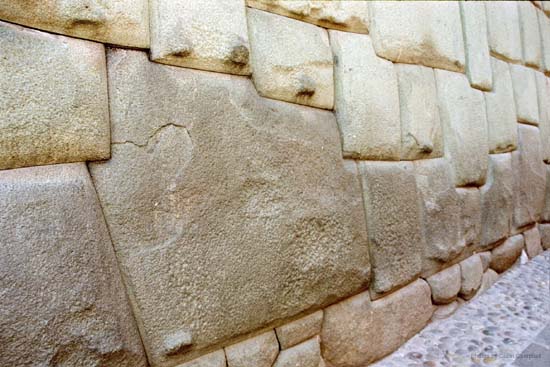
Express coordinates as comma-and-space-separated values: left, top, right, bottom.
112, 123, 194, 148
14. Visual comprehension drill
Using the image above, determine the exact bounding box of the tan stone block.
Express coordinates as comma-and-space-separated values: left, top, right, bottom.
524, 226, 543, 259
426, 264, 461, 305
535, 72, 550, 163
490, 234, 524, 273
486, 1, 522, 62
459, 254, 483, 300
539, 223, 550, 250
478, 251, 492, 272
478, 269, 499, 295
275, 311, 323, 350
457, 188, 482, 249
272, 337, 321, 367
176, 351, 226, 367
510, 64, 540, 125
431, 301, 460, 321
225, 331, 279, 367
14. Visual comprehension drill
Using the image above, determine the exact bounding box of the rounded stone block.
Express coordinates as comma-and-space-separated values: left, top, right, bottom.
539, 223, 550, 250
490, 234, 524, 273
459, 254, 483, 300
426, 264, 462, 305
524, 226, 543, 259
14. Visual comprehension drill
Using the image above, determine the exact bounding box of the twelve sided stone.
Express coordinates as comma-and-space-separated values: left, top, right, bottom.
486, 1, 522, 62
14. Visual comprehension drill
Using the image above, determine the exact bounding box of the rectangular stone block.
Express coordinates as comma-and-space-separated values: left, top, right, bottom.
535, 72, 550, 163
486, 1, 522, 62
510, 64, 540, 125
330, 31, 400, 160
275, 311, 323, 350
518, 1, 542, 67
538, 9, 550, 74
524, 226, 543, 259
0, 21, 110, 171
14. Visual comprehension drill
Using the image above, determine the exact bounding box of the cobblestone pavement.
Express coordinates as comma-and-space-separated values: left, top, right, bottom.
371, 251, 550, 367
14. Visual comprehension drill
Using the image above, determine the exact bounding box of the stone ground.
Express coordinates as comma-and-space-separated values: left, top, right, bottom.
372, 251, 550, 367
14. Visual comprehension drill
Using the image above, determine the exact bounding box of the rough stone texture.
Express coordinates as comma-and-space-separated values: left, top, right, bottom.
478, 269, 499, 295
544, 166, 550, 222
456, 188, 482, 250
426, 264, 461, 305
247, 8, 333, 109
459, 1, 492, 90
0, 21, 110, 171
368, 1, 465, 72
273, 337, 321, 367
524, 227, 544, 259
330, 31, 400, 160
275, 311, 323, 350
510, 64, 540, 125
396, 64, 443, 160
512, 125, 546, 230
480, 154, 514, 249
246, 0, 369, 33
478, 251, 492, 272
414, 158, 463, 276
435, 69, 489, 187
518, 1, 542, 67
486, 1, 522, 62
484, 58, 518, 154
459, 254, 483, 300
321, 280, 433, 367
89, 49, 371, 367
150, 0, 250, 75
539, 9, 550, 74
0, 163, 147, 367
176, 350, 226, 367
431, 301, 459, 321
539, 223, 550, 250
490, 234, 525, 273
0, 0, 148, 48
358, 161, 423, 297
535, 72, 550, 163
225, 331, 279, 367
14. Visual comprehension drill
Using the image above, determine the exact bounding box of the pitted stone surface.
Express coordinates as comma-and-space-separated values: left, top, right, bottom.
89, 49, 370, 367
490, 234, 525, 273
510, 64, 540, 125
539, 10, 550, 74
272, 337, 321, 367
0, 21, 110, 171
524, 227, 543, 259
330, 31, 400, 160
276, 311, 323, 350
225, 331, 279, 367
150, 0, 250, 75
457, 188, 482, 250
368, 1, 465, 72
248, 8, 333, 109
486, 1, 522, 62
0, 164, 147, 367
540, 224, 550, 250
518, 1, 542, 67
459, 254, 483, 300
0, 0, 149, 48
535, 72, 550, 163
176, 350, 226, 367
426, 265, 462, 305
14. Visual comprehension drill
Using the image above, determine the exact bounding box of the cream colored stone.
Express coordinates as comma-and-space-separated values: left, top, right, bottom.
524, 226, 543, 259
478, 269, 499, 294
0, 0, 148, 48
426, 264, 461, 305
539, 223, 550, 250
457, 188, 482, 249
368, 1, 465, 72
150, 0, 250, 75
431, 301, 460, 321
535, 72, 550, 163
435, 69, 489, 187
330, 30, 400, 160
543, 166, 550, 222
538, 9, 550, 74
176, 351, 226, 367
544, 2, 550, 15
272, 337, 321, 367
247, 8, 333, 109
459, 254, 483, 300
490, 234, 524, 273
486, 1, 522, 62
275, 311, 323, 350
518, 1, 542, 67
225, 331, 279, 367
510, 64, 540, 125
396, 64, 443, 160
0, 21, 109, 171
479, 251, 492, 272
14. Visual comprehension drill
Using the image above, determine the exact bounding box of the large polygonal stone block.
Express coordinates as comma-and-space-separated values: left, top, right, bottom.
538, 9, 550, 74
435, 69, 489, 187
0, 164, 147, 367
0, 21, 109, 171
518, 1, 542, 67
486, 1, 522, 62
150, 0, 250, 75
535, 72, 550, 163
89, 49, 371, 367
368, 1, 465, 72
247, 8, 333, 109
330, 31, 400, 160
0, 0, 149, 48
426, 264, 461, 305
510, 64, 540, 125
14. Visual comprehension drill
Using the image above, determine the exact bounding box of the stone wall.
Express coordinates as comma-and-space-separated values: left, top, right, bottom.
1, 1, 549, 367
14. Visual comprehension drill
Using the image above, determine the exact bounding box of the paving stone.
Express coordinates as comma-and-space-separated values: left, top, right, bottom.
510, 64, 540, 125
539, 223, 550, 250
459, 254, 483, 300
535, 72, 550, 163
0, 21, 109, 171
248, 8, 333, 109
518, 1, 542, 67
426, 264, 461, 305
435, 69, 489, 187
524, 227, 544, 259
177, 350, 226, 367
368, 1, 465, 72
150, 0, 250, 75
396, 64, 443, 160
478, 269, 499, 295
490, 234, 525, 273
0, 0, 148, 48
486, 1, 522, 62
456, 188, 482, 250
0, 164, 147, 367
275, 311, 323, 350
538, 9, 550, 74
225, 331, 279, 367
330, 31, 400, 160
272, 337, 320, 367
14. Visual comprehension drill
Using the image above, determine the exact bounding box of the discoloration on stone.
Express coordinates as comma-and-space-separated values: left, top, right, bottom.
486, 1, 522, 62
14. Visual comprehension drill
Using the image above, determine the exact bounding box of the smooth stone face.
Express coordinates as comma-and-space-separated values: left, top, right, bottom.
275, 311, 323, 350
0, 164, 147, 367
478, 251, 492, 272
396, 64, 443, 160
435, 69, 489, 187
510, 64, 540, 125
518, 1, 542, 67
0, 0, 149, 48
490, 234, 525, 273
538, 10, 550, 74
248, 8, 334, 109
539, 223, 550, 250
177, 351, 226, 367
478, 269, 499, 295
456, 188, 482, 249
459, 254, 483, 300
0, 21, 110, 171
535, 72, 550, 163
272, 337, 321, 367
431, 301, 459, 321
330, 31, 400, 160
484, 58, 518, 154
426, 264, 461, 305
90, 49, 371, 367
486, 1, 522, 62
225, 331, 279, 367
368, 1, 465, 72
459, 1, 492, 90
524, 227, 543, 259
150, 0, 250, 75
358, 161, 423, 296
246, 0, 369, 33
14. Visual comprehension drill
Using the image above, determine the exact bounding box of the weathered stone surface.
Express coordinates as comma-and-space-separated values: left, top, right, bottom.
276, 311, 323, 350
479, 251, 492, 272
459, 1, 492, 90
431, 301, 459, 321
368, 1, 465, 72
512, 125, 546, 229
518, 1, 542, 67
457, 188, 482, 249
539, 223, 550, 250
330, 31, 400, 160
435, 69, 489, 187
273, 337, 320, 367
414, 158, 463, 276
486, 1, 522, 62
480, 154, 514, 248
225, 331, 279, 367
396, 64, 443, 160
490, 234, 524, 273
459, 254, 483, 300
544, 166, 550, 222
0, 163, 147, 367
544, 2, 550, 15
0, 21, 109, 171
510, 64, 540, 125
150, 0, 250, 75
426, 264, 461, 305
246, 0, 369, 33
484, 58, 518, 154
0, 0, 148, 48
248, 8, 333, 109
478, 269, 499, 295
89, 49, 371, 366
535, 72, 550, 163
538, 10, 550, 74
358, 161, 423, 296
524, 227, 543, 259
321, 280, 433, 367
176, 350, 226, 367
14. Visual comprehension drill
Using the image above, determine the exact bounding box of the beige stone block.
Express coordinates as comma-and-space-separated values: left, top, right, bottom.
176, 351, 226, 367
524, 226, 544, 259
539, 223, 550, 249
275, 311, 323, 350
478, 269, 499, 294
478, 251, 492, 272
426, 264, 461, 305
431, 301, 460, 321
226, 331, 279, 367
510, 64, 540, 125
518, 1, 542, 67
486, 1, 522, 62
272, 337, 321, 367
457, 188, 482, 249
459, 254, 483, 300
543, 166, 550, 222
535, 72, 550, 163
538, 9, 550, 74
490, 234, 524, 273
